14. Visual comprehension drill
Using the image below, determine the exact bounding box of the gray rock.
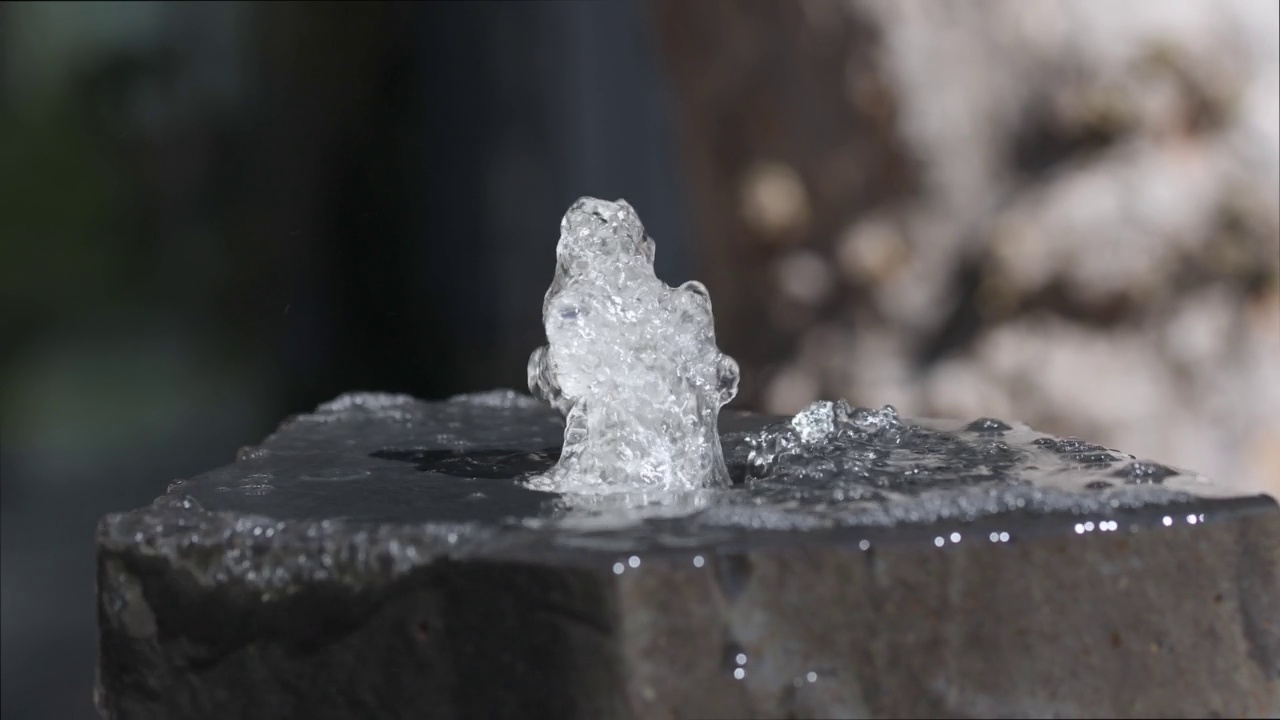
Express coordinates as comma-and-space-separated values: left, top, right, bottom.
97, 392, 1280, 719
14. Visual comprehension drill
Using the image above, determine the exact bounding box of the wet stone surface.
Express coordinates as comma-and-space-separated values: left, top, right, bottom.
97, 391, 1280, 719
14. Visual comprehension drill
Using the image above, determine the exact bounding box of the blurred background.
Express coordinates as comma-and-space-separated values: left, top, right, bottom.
1, 1, 1276, 717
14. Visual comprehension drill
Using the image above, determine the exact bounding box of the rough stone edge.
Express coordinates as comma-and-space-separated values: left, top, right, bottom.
97, 488, 1280, 719
96, 484, 630, 719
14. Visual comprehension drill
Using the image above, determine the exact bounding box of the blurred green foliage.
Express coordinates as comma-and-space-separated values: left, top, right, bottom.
1, 105, 134, 323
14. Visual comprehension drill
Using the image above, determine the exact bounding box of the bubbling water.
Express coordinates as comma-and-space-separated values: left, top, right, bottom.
519, 199, 1228, 525
527, 197, 740, 494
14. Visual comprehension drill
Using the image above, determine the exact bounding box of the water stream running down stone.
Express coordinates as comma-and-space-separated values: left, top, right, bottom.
527, 197, 739, 494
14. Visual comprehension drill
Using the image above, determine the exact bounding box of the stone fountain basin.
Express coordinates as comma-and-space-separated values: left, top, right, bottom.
96, 392, 1280, 719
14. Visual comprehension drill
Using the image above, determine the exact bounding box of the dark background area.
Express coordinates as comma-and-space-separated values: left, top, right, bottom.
1, 2, 691, 718
3, 1, 1278, 718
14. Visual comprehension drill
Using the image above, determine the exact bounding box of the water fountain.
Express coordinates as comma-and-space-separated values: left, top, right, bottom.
96, 199, 1279, 719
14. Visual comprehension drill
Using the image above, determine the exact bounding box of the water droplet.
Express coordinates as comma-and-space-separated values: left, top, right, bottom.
693, 555, 705, 568
1116, 461, 1177, 484
806, 671, 818, 683
999, 532, 1010, 542
720, 640, 751, 678
949, 532, 961, 543
965, 418, 1011, 433
858, 539, 870, 551
236, 446, 270, 462
612, 562, 625, 575
1162, 516, 1173, 527
628, 555, 641, 568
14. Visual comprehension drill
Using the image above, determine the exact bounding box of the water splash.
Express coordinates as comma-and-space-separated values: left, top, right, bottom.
744, 401, 910, 482
527, 197, 740, 494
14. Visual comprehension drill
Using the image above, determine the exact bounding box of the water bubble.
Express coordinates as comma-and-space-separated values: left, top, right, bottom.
1116, 461, 1177, 484
628, 555, 641, 568
858, 539, 870, 551
965, 418, 1012, 433
949, 532, 961, 543
733, 668, 746, 680
934, 536, 945, 547
236, 446, 270, 462
693, 555, 705, 568
806, 671, 818, 683
1162, 516, 1173, 527
612, 562, 625, 575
